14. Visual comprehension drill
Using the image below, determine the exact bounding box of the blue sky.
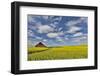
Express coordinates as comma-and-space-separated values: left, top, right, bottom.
28, 15, 88, 47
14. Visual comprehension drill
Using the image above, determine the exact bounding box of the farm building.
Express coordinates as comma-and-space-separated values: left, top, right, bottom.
35, 42, 47, 47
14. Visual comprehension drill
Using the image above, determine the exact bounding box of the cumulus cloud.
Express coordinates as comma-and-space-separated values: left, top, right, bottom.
80, 17, 88, 23
43, 39, 47, 42
28, 15, 87, 46
72, 38, 81, 42
65, 17, 87, 26
52, 17, 62, 25
47, 33, 58, 38
71, 33, 87, 43
58, 31, 64, 35
73, 32, 83, 37
35, 36, 42, 40
66, 20, 80, 26
28, 15, 36, 23
65, 17, 87, 34
42, 16, 49, 20
28, 30, 34, 37
65, 37, 69, 40
56, 37, 64, 42
50, 23, 56, 28
47, 31, 64, 38
58, 27, 63, 31
53, 17, 62, 21
53, 21, 59, 25
37, 25, 54, 33
28, 15, 42, 23
67, 26, 81, 33
56, 36, 68, 42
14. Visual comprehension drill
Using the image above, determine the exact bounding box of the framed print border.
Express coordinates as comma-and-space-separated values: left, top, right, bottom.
11, 1, 98, 74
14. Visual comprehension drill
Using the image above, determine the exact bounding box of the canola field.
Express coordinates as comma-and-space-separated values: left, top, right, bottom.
28, 45, 88, 61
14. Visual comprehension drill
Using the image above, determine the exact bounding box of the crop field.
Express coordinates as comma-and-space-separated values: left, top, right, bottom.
28, 45, 88, 61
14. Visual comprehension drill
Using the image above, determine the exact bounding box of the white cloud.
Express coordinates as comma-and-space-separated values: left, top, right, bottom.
81, 36, 87, 40
47, 31, 64, 38
58, 31, 64, 35
73, 32, 83, 37
28, 30, 34, 37
37, 25, 54, 33
65, 17, 87, 34
56, 36, 68, 42
71, 37, 81, 43
65, 37, 69, 40
50, 23, 56, 28
71, 37, 86, 44
42, 16, 49, 20
28, 22, 42, 31
51, 17, 62, 25
71, 33, 87, 43
47, 33, 58, 38
28, 15, 42, 23
72, 38, 81, 42
54, 28, 58, 32
56, 37, 64, 42
53, 17, 62, 21
80, 34, 87, 40
58, 27, 63, 31
65, 17, 87, 26
28, 16, 37, 23
53, 22, 59, 25
67, 26, 81, 33
66, 20, 80, 26
36, 36, 42, 40
80, 17, 87, 23
43, 39, 47, 42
